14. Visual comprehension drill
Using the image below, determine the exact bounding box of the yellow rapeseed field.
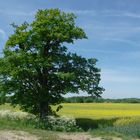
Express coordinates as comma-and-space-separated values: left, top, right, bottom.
1, 103, 140, 119
55, 103, 140, 119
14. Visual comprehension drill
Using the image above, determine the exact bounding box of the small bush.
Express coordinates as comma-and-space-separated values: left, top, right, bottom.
0, 110, 37, 129
37, 116, 82, 132
0, 109, 36, 120
0, 110, 81, 132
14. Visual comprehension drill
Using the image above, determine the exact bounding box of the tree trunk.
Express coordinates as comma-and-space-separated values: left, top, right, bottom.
39, 102, 49, 120
39, 46, 50, 120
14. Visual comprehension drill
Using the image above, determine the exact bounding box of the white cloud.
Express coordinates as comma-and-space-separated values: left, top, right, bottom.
67, 9, 140, 19
120, 51, 140, 60
111, 11, 140, 18
122, 12, 140, 18
82, 24, 140, 46
101, 68, 140, 84
103, 38, 139, 46
101, 68, 140, 98
0, 29, 6, 39
10, 11, 35, 16
0, 9, 35, 16
65, 9, 96, 16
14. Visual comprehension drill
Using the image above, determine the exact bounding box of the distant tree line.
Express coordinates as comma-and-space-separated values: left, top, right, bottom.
63, 96, 140, 103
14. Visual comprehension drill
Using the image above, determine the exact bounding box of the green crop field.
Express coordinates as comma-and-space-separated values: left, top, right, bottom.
54, 103, 140, 118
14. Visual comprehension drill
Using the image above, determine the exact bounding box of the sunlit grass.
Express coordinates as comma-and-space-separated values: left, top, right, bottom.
0, 103, 20, 111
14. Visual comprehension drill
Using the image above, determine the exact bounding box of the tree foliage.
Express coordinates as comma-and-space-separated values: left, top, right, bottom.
0, 9, 104, 118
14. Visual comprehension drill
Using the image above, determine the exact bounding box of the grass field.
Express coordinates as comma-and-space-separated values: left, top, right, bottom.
55, 103, 140, 118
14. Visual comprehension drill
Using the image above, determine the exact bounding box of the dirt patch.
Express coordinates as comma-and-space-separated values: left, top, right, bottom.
0, 130, 38, 140
58, 132, 95, 140
58, 132, 122, 140
0, 131, 124, 140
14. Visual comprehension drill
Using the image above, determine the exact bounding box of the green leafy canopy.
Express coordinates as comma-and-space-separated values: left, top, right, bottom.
0, 9, 104, 118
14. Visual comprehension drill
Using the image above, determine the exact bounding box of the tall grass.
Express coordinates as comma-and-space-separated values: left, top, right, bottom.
101, 124, 140, 138
0, 109, 36, 129
89, 117, 140, 139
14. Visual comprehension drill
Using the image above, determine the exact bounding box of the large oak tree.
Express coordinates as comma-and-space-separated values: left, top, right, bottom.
0, 9, 103, 119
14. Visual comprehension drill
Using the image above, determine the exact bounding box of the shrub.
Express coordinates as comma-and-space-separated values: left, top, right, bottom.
37, 116, 82, 132
0, 109, 35, 121
0, 109, 37, 128
0, 110, 81, 131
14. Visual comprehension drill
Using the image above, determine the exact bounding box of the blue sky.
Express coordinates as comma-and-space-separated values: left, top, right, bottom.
0, 0, 140, 98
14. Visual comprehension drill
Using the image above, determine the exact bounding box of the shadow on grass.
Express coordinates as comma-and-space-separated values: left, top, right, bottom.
76, 118, 118, 131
